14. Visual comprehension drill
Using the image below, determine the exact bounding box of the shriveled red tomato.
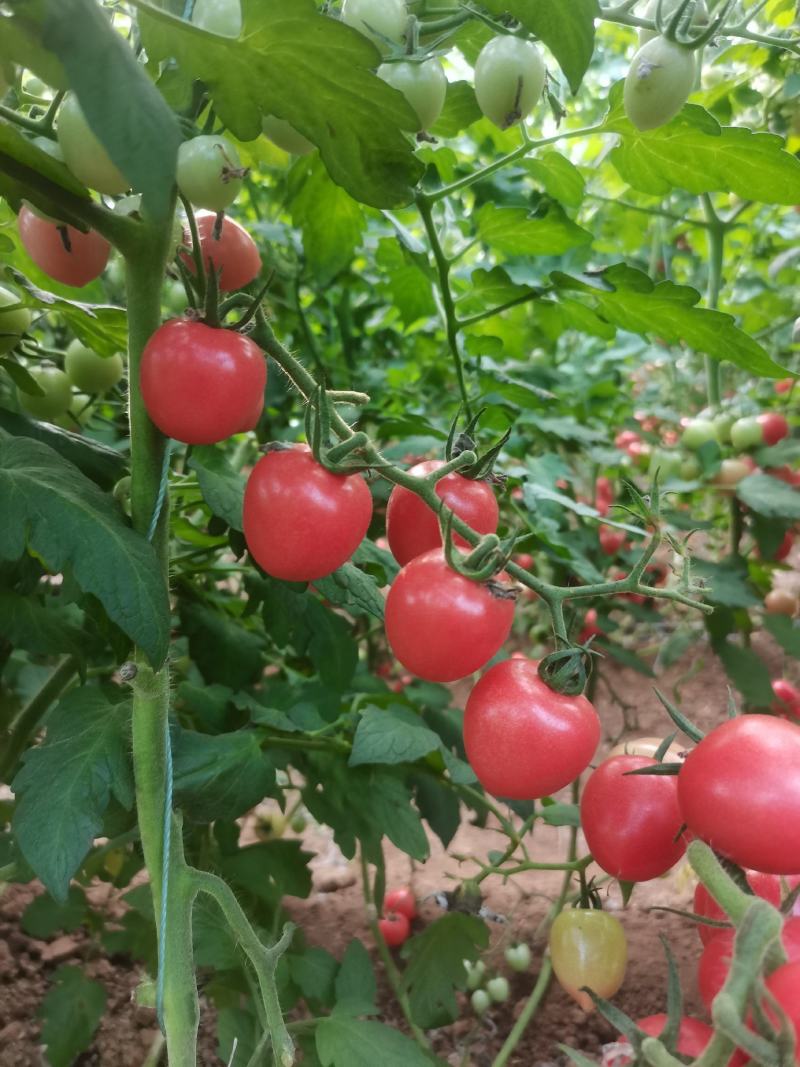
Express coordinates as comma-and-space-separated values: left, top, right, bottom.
378, 911, 410, 947
180, 211, 261, 292
18, 205, 110, 287
678, 715, 800, 874
384, 550, 515, 683
140, 319, 265, 444
772, 679, 800, 720
549, 908, 627, 1012
463, 657, 600, 799
384, 888, 416, 921
386, 460, 499, 566
698, 919, 800, 1010
581, 755, 686, 882
243, 446, 372, 582
694, 871, 782, 945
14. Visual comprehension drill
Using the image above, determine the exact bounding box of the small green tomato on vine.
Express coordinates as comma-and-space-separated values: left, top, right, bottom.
474, 36, 546, 129
623, 37, 696, 131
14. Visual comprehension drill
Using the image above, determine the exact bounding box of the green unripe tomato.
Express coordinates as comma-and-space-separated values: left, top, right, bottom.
470, 988, 491, 1015
57, 93, 128, 195
113, 195, 184, 255
19, 365, 72, 420
341, 0, 408, 50
290, 813, 307, 833
638, 0, 708, 46
176, 135, 244, 212
648, 449, 682, 481
713, 413, 735, 444
163, 280, 189, 316
55, 392, 93, 431
549, 908, 627, 1013
474, 36, 545, 129
64, 340, 124, 393
377, 58, 447, 131
261, 115, 315, 156
624, 37, 696, 131
681, 418, 720, 451
0, 284, 32, 355
504, 943, 532, 972
464, 959, 486, 991
487, 976, 510, 1003
730, 415, 763, 451
191, 0, 242, 37
680, 455, 701, 480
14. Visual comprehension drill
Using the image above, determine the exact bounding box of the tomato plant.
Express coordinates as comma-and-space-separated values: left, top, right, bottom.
549, 909, 627, 1012
386, 459, 499, 565
463, 656, 600, 799
140, 319, 266, 444
341, 0, 407, 49
474, 36, 546, 129
243, 446, 372, 581
180, 211, 262, 292
17, 205, 110, 287
624, 37, 696, 131
176, 135, 244, 212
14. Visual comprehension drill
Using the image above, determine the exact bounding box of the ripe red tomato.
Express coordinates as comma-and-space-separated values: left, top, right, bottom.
384, 888, 417, 921
760, 961, 800, 1053
775, 379, 794, 395
698, 919, 800, 1010
18, 205, 110, 287
581, 755, 686, 882
386, 460, 499, 566
595, 476, 613, 514
599, 527, 627, 555
378, 911, 410, 947
384, 550, 515, 683
615, 430, 639, 449
243, 446, 372, 582
694, 871, 782, 945
677, 715, 800, 874
765, 589, 798, 617
775, 531, 794, 562
140, 319, 265, 444
549, 909, 627, 1012
773, 679, 800, 720
767, 465, 797, 485
463, 657, 600, 799
759, 412, 790, 446
577, 607, 604, 645
615, 1014, 713, 1063
180, 211, 261, 293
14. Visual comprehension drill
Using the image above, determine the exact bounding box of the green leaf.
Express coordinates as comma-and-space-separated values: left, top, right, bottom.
476, 201, 592, 257
225, 840, 313, 903
692, 557, 759, 609
41, 0, 182, 222
180, 599, 264, 689
38, 966, 106, 1067
188, 446, 246, 530
349, 706, 442, 768
375, 238, 437, 329
0, 437, 169, 667
0, 355, 46, 396
552, 265, 788, 379
524, 152, 586, 208
137, 0, 424, 208
172, 727, 275, 823
0, 590, 84, 657
0, 12, 68, 88
12, 688, 133, 902
540, 802, 580, 827
429, 80, 482, 138
714, 641, 774, 705
736, 473, 800, 519
312, 562, 386, 621
290, 156, 366, 284
401, 913, 490, 1028
290, 947, 340, 1007
413, 775, 461, 849
334, 939, 377, 1016
0, 116, 89, 205
481, 0, 599, 93
762, 615, 800, 659
605, 88, 800, 205
317, 1016, 434, 1067
22, 886, 88, 939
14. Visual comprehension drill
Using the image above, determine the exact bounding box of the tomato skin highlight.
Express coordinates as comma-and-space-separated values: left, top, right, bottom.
18, 206, 110, 288
377, 911, 410, 947
474, 36, 545, 129
243, 447, 372, 582
180, 211, 261, 293
549, 909, 627, 1012
581, 755, 686, 882
464, 657, 600, 800
386, 460, 499, 566
383, 887, 417, 921
140, 319, 266, 445
677, 715, 800, 874
624, 37, 696, 131
384, 550, 515, 683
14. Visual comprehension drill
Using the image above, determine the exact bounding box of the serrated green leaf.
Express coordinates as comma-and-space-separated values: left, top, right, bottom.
290, 947, 339, 1006
524, 152, 586, 208
225, 839, 313, 903
0, 590, 84, 657
429, 79, 482, 138
180, 599, 264, 689
401, 913, 489, 1028
317, 1015, 433, 1067
371, 772, 429, 861
414, 775, 461, 849
38, 966, 106, 1067
481, 0, 599, 93
605, 86, 800, 205
349, 706, 442, 768
188, 446, 246, 530
692, 557, 760, 609
312, 562, 386, 621
736, 473, 800, 519
476, 201, 592, 256
12, 688, 133, 901
334, 938, 377, 1016
0, 437, 168, 667
290, 156, 366, 284
172, 727, 275, 823
136, 0, 424, 208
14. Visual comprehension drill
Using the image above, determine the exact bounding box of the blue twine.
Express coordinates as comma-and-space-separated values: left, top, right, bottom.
146, 440, 173, 1032
182, 0, 195, 20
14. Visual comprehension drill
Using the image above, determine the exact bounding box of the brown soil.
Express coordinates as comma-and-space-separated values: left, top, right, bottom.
1, 631, 794, 1066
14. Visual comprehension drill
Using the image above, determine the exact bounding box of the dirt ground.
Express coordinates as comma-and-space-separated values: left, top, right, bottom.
0, 628, 794, 1067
